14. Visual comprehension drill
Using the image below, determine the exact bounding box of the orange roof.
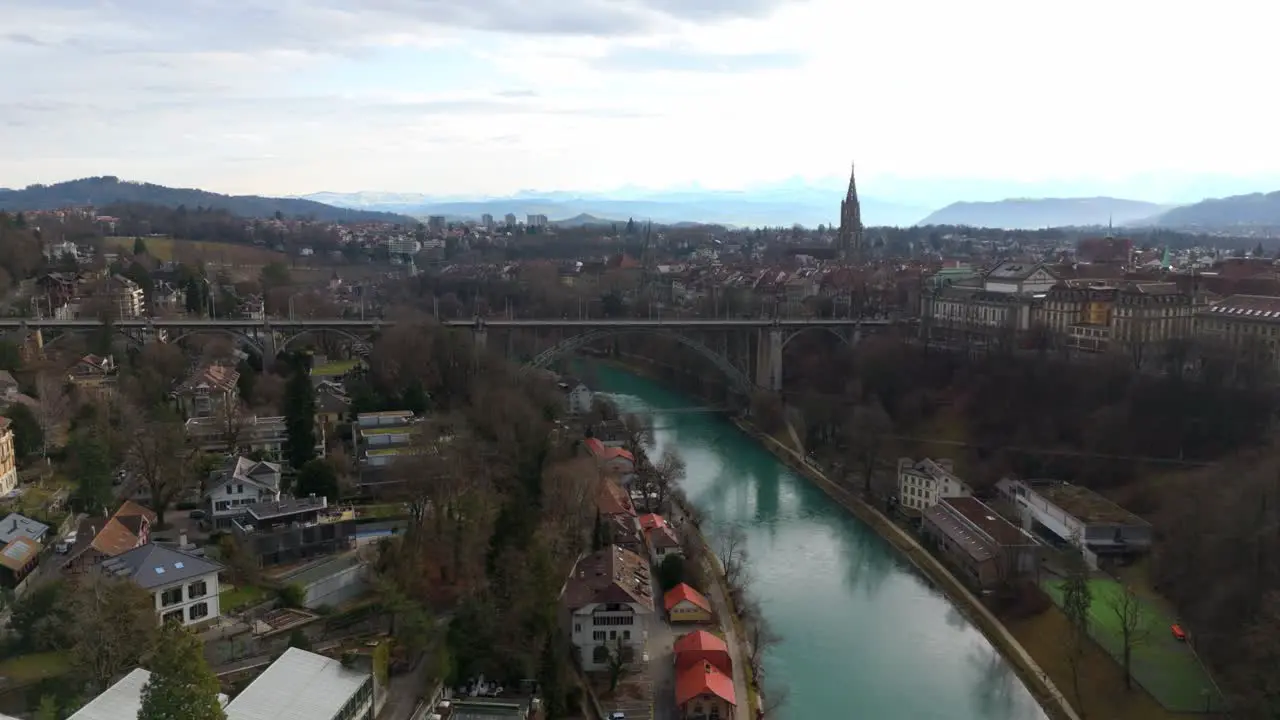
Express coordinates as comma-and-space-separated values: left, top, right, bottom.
664, 583, 712, 613
597, 479, 636, 517
676, 661, 736, 707
585, 438, 635, 465
674, 629, 728, 655
638, 514, 666, 531
584, 437, 606, 455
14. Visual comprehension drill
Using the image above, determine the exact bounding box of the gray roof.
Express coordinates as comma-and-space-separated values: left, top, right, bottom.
99, 543, 223, 590
0, 513, 50, 544
224, 647, 370, 720
67, 668, 151, 720
209, 456, 282, 496
245, 495, 327, 521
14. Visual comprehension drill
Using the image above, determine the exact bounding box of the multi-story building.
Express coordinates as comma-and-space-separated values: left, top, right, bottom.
997, 478, 1152, 561
232, 496, 357, 567
1195, 294, 1280, 366
527, 214, 548, 228
100, 543, 224, 627
387, 237, 421, 256
355, 410, 417, 471
503, 213, 517, 226
561, 546, 654, 671
922, 496, 1041, 590
920, 286, 1037, 343
0, 417, 16, 496
62, 501, 155, 573
67, 354, 117, 399
481, 213, 494, 229
981, 262, 1060, 294
1038, 282, 1198, 356
206, 456, 283, 529
105, 274, 145, 319
896, 457, 972, 515
427, 216, 446, 233
186, 414, 323, 459
173, 364, 240, 418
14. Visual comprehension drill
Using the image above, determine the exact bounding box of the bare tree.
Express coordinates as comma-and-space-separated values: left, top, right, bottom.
66, 573, 159, 692
128, 415, 192, 528
1060, 531, 1092, 714
845, 399, 892, 496
540, 458, 601, 560
34, 372, 69, 456
216, 400, 249, 453
740, 596, 782, 676
650, 448, 686, 513
760, 681, 791, 718
1107, 584, 1151, 690
715, 525, 751, 592
620, 412, 654, 466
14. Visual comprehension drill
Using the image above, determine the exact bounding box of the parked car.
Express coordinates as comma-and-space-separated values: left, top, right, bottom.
1171, 623, 1187, 641
188, 509, 206, 520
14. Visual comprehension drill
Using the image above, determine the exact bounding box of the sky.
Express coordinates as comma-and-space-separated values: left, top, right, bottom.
2, 0, 1276, 202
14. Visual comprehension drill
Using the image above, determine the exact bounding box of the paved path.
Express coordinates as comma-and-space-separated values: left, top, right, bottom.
704, 576, 751, 720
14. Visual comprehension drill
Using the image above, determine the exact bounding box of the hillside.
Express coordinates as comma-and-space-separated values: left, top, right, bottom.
303, 190, 931, 228
551, 213, 618, 228
1151, 190, 1280, 229
0, 177, 414, 224
917, 197, 1170, 229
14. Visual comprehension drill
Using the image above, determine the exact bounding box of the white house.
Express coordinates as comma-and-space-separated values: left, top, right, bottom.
898, 457, 972, 514
559, 378, 593, 415
100, 544, 224, 627
561, 546, 654, 671
646, 525, 682, 565
207, 456, 283, 529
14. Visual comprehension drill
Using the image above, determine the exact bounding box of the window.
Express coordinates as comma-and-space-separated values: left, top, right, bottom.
609, 630, 616, 640
160, 587, 183, 606
215, 501, 230, 512
623, 630, 631, 640
592, 631, 605, 642
162, 609, 183, 625
188, 580, 208, 599
189, 602, 209, 621
574, 624, 581, 633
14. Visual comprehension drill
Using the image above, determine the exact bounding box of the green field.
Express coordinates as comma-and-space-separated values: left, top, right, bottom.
219, 584, 269, 612
0, 652, 70, 685
1043, 577, 1224, 713
104, 236, 286, 265
313, 359, 361, 377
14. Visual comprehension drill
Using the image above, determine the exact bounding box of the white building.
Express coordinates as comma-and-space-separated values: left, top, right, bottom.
897, 457, 972, 514
105, 274, 145, 318
100, 544, 224, 627
503, 213, 517, 226
223, 647, 376, 720
527, 214, 548, 228
561, 546, 654, 671
558, 378, 593, 415
186, 414, 322, 459
43, 241, 79, 263
67, 668, 153, 720
207, 456, 283, 529
996, 478, 1152, 558
981, 262, 1060, 294
387, 237, 422, 255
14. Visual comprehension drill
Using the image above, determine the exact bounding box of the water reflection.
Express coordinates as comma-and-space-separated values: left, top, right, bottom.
970, 645, 1020, 719
838, 522, 897, 602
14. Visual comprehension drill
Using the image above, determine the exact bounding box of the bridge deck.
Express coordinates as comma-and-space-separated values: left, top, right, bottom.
0, 317, 901, 330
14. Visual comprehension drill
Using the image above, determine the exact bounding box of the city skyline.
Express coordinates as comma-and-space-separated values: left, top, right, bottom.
2, 0, 1273, 202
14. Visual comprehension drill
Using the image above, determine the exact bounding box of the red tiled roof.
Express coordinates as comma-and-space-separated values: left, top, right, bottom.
676, 661, 736, 707
647, 525, 680, 549
674, 629, 727, 655
664, 583, 711, 613
638, 514, 666, 531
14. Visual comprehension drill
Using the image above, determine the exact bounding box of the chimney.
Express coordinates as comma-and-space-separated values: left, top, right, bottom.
179, 532, 188, 548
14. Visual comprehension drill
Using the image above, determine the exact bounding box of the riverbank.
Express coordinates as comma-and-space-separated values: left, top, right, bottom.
734, 417, 1080, 720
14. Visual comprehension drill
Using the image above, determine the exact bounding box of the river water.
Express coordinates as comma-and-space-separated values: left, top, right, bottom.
592, 364, 1048, 720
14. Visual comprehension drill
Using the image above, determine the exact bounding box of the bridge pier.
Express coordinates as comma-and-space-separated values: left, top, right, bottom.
754, 327, 784, 392
261, 327, 277, 371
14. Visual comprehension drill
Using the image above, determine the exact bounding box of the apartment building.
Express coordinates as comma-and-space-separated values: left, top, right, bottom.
897, 457, 972, 514
105, 274, 145, 319
173, 364, 240, 418
0, 417, 16, 496
561, 546, 654, 671
1195, 294, 1280, 366
101, 543, 224, 627
527, 214, 548, 228
232, 496, 357, 567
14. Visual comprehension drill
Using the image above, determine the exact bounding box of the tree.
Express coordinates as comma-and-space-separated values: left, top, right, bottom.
656, 553, 686, 591
138, 622, 227, 720
67, 574, 158, 692
128, 413, 191, 528
650, 448, 686, 513
34, 372, 69, 456
741, 597, 782, 676
283, 361, 317, 469
715, 525, 751, 592
846, 399, 892, 496
34, 695, 58, 720
68, 426, 113, 515
6, 402, 43, 459
603, 636, 629, 691
134, 236, 148, 256
1107, 584, 1151, 690
1060, 535, 1093, 713
295, 458, 339, 501
287, 628, 311, 651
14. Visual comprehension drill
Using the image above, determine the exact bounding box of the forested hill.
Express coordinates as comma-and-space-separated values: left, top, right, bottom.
0, 176, 414, 224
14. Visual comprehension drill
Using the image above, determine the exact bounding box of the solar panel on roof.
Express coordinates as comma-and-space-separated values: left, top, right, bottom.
1, 544, 26, 559
174, 562, 184, 569
154, 566, 165, 574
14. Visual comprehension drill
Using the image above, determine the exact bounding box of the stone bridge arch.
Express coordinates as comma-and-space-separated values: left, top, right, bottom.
525, 327, 754, 395
167, 328, 265, 357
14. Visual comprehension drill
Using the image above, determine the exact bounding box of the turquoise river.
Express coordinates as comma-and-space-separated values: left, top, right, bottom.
592, 364, 1048, 720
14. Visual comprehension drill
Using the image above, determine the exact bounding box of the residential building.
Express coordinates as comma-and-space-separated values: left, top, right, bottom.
387, 237, 422, 256
67, 354, 117, 399
897, 457, 972, 515
152, 279, 185, 312
223, 647, 376, 720
674, 630, 732, 675
232, 496, 357, 567
584, 437, 636, 478
63, 500, 155, 573
315, 382, 352, 430
0, 513, 49, 545
480, 213, 494, 229
922, 496, 1041, 590
105, 274, 145, 318
664, 584, 713, 624
451, 699, 532, 719
503, 213, 517, 226
427, 215, 447, 232
0, 535, 40, 588
675, 661, 737, 720
207, 456, 283, 529
920, 286, 1037, 342
597, 479, 643, 554
647, 524, 682, 563
355, 410, 417, 470
527, 214, 548, 228
0, 417, 15, 496
561, 546, 654, 670
173, 364, 240, 418
559, 377, 593, 415
186, 414, 321, 458
100, 543, 224, 627
1195, 294, 1280, 368
996, 478, 1152, 559
1037, 282, 1198, 355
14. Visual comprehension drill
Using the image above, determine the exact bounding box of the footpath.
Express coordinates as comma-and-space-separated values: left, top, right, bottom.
735, 419, 1081, 720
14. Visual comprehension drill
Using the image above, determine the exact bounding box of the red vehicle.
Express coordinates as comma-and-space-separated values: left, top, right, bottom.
1171, 623, 1187, 641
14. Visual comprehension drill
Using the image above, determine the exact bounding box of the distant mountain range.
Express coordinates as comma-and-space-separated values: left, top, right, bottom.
1151, 191, 1280, 229
917, 197, 1173, 229
0, 177, 414, 224
298, 184, 933, 228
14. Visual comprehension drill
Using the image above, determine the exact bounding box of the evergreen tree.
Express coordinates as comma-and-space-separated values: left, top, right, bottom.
295, 459, 338, 501
283, 360, 317, 470
69, 427, 113, 515
6, 403, 43, 459
133, 236, 148, 256
138, 623, 226, 720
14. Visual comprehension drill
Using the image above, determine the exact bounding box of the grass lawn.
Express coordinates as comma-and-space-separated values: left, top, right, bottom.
104, 236, 285, 265
1042, 577, 1224, 713
0, 652, 71, 685
357, 503, 407, 519
313, 359, 361, 377
219, 584, 269, 612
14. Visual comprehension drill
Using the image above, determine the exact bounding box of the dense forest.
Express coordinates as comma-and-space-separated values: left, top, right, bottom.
0, 176, 414, 224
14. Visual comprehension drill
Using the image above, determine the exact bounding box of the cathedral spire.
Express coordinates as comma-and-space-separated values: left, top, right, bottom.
838, 161, 863, 262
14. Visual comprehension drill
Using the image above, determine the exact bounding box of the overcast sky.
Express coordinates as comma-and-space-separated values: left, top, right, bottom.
2, 0, 1272, 199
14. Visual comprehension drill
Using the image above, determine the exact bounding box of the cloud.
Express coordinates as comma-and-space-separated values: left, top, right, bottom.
594, 46, 805, 73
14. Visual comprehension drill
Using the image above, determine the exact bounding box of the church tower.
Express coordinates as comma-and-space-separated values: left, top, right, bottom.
838, 161, 863, 262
